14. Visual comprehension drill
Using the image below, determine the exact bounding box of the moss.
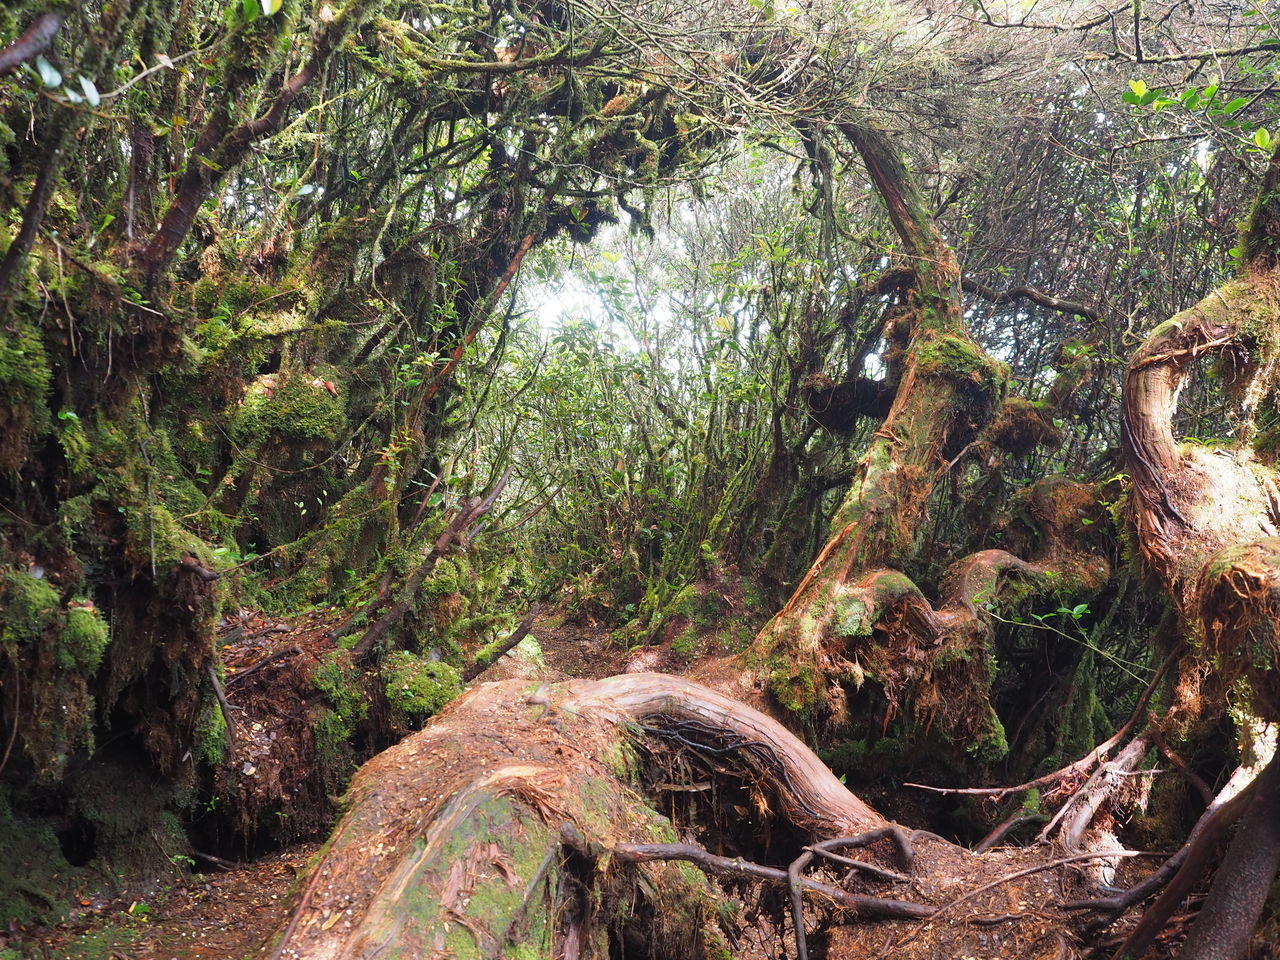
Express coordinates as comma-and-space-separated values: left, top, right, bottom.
0, 570, 61, 644
381, 651, 462, 716
833, 595, 873, 637
915, 333, 1006, 388
311, 649, 369, 776
0, 786, 82, 926
966, 708, 1009, 763
230, 368, 346, 448
0, 317, 52, 469
57, 605, 110, 672
470, 634, 544, 675
670, 626, 699, 660
768, 660, 820, 717
194, 694, 228, 767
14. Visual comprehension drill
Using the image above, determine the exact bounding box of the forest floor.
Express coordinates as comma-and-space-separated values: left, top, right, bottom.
13, 611, 631, 960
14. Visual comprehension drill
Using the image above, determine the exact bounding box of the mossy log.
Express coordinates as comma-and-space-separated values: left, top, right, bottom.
264, 674, 1128, 960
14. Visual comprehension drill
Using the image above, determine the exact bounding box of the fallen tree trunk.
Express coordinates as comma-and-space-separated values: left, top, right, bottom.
264, 673, 1126, 960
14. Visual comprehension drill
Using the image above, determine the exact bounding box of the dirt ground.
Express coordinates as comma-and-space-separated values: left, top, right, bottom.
11, 611, 629, 960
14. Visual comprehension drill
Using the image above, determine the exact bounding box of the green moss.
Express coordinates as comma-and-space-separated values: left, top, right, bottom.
194, 694, 228, 767
670, 626, 699, 660
966, 708, 1009, 763
0, 317, 52, 467
312, 650, 369, 772
833, 595, 872, 637
0, 570, 61, 644
768, 661, 820, 717
915, 333, 1005, 387
231, 369, 346, 448
58, 606, 110, 672
382, 651, 462, 716
470, 634, 544, 675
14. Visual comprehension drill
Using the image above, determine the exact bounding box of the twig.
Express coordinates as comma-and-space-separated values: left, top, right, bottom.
974, 813, 1048, 853
805, 845, 910, 884
226, 645, 303, 687
613, 842, 936, 920
890, 850, 1166, 951
191, 849, 239, 871
204, 663, 238, 758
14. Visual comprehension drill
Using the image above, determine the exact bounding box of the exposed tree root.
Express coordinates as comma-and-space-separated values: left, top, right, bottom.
1176, 750, 1280, 960
263, 673, 1146, 960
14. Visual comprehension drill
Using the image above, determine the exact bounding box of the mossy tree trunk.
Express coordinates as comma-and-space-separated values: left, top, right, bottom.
737, 122, 1105, 765
1118, 144, 1280, 957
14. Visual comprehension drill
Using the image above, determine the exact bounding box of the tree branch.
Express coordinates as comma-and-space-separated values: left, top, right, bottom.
0, 12, 64, 76
962, 277, 1099, 321
612, 842, 935, 920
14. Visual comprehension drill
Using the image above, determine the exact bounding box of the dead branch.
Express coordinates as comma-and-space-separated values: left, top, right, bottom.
905, 647, 1175, 798
204, 662, 238, 757
612, 842, 935, 920
462, 605, 540, 681
1091, 761, 1263, 957
890, 850, 1167, 952
962, 277, 1099, 321
226, 645, 303, 688
1039, 737, 1149, 849
1176, 751, 1280, 960
974, 813, 1048, 853
352, 467, 512, 658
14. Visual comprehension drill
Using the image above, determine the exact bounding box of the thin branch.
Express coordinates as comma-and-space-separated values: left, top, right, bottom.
613, 842, 936, 920
904, 646, 1175, 797
962, 277, 1099, 321
462, 606, 541, 681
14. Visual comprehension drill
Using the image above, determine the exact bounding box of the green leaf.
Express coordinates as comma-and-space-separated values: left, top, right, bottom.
241, 0, 259, 22
78, 75, 100, 108
1255, 127, 1273, 150
1129, 79, 1148, 97
35, 55, 62, 88
261, 0, 283, 14
1072, 603, 1090, 618
1223, 97, 1248, 114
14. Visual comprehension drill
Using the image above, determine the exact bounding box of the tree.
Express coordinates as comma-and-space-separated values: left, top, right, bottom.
4, 0, 1280, 956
